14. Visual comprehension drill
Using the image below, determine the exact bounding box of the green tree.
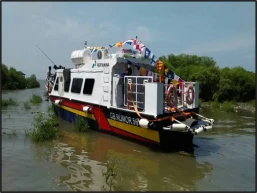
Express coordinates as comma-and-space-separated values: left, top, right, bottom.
159, 54, 255, 102
1, 64, 40, 90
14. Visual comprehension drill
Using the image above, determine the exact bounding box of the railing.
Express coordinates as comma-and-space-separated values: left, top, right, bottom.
124, 76, 197, 112
124, 76, 153, 111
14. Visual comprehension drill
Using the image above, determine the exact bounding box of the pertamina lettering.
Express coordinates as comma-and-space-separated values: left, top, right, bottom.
110, 112, 139, 126
97, 63, 109, 67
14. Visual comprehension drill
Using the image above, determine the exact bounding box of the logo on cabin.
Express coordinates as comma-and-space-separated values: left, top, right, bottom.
92, 62, 109, 68
97, 63, 109, 67
92, 60, 97, 68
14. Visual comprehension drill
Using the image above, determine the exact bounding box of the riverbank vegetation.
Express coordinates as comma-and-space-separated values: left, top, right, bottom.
2, 98, 18, 107
159, 54, 255, 103
102, 158, 117, 191
30, 94, 43, 104
1, 64, 40, 90
23, 101, 31, 110
73, 115, 90, 132
25, 105, 59, 142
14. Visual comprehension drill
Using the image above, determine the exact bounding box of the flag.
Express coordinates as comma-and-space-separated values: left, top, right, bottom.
156, 60, 163, 72
135, 65, 140, 70
132, 41, 145, 54
150, 55, 157, 66
144, 47, 151, 59
114, 41, 124, 48
91, 47, 97, 53
174, 74, 180, 80
165, 77, 169, 85
131, 38, 138, 45
140, 67, 146, 76
167, 69, 174, 79
153, 73, 158, 82
123, 40, 133, 46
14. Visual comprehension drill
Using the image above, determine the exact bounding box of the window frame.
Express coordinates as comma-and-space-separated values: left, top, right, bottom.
71, 78, 83, 94
83, 78, 95, 95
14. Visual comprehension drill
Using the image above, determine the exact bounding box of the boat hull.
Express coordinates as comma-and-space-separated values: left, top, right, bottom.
50, 96, 195, 152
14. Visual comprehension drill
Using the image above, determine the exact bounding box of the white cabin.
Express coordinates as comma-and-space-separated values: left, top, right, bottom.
50, 47, 199, 117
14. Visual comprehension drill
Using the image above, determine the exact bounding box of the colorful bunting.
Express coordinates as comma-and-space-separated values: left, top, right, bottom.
144, 47, 151, 59
114, 41, 124, 48
122, 40, 133, 46
86, 38, 185, 83
150, 55, 157, 66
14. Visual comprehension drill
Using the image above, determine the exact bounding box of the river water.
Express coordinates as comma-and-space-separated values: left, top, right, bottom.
2, 80, 255, 191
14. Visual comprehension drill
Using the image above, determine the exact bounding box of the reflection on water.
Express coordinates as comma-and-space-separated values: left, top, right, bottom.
28, 122, 213, 191
2, 80, 255, 191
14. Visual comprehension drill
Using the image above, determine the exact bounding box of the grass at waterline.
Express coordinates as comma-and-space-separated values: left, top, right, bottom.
102, 158, 118, 191
72, 115, 90, 132
200, 100, 254, 113
30, 94, 43, 104
247, 100, 255, 108
1, 98, 18, 107
25, 106, 59, 142
205, 101, 235, 112
23, 101, 31, 110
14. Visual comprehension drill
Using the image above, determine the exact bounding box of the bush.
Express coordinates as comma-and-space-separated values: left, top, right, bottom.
73, 115, 89, 132
102, 158, 117, 191
30, 94, 43, 104
221, 101, 235, 112
2, 98, 18, 107
248, 100, 255, 108
210, 100, 220, 110
25, 112, 59, 142
26, 74, 40, 88
23, 101, 31, 110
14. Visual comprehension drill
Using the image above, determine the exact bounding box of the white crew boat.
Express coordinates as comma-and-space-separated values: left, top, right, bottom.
47, 38, 214, 152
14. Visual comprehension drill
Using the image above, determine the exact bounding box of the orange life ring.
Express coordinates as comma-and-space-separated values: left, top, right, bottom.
166, 84, 178, 108
186, 84, 194, 105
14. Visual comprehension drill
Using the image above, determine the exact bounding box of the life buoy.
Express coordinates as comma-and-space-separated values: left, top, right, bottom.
166, 84, 178, 108
186, 84, 194, 105
97, 50, 102, 59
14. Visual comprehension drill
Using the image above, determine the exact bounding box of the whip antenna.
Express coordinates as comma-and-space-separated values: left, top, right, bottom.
36, 45, 57, 66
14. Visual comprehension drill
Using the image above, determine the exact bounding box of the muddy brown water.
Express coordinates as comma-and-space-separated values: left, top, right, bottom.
2, 80, 255, 191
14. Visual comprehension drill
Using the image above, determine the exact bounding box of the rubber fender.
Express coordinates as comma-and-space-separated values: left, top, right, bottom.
182, 118, 198, 127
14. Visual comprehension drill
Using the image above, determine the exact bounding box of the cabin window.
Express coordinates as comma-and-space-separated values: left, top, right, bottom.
71, 78, 83, 93
54, 77, 59, 91
64, 81, 70, 92
63, 69, 71, 92
83, 78, 95, 95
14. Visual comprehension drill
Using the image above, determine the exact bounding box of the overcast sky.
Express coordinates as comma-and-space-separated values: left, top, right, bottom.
2, 2, 255, 79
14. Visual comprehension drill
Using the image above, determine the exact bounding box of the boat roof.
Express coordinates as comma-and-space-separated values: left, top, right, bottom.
71, 38, 159, 72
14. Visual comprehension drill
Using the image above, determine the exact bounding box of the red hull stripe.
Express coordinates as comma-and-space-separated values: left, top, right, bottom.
50, 96, 112, 132
111, 126, 159, 145
49, 96, 160, 144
